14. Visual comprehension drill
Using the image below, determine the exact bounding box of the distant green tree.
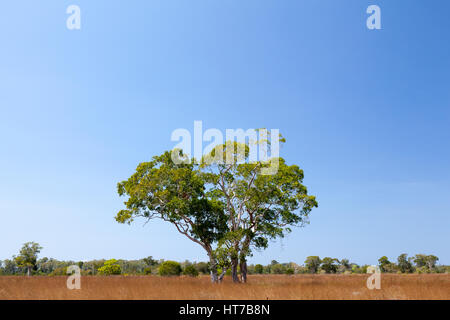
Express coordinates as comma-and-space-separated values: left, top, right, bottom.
14, 242, 42, 276
338, 259, 351, 273
270, 263, 286, 274
98, 259, 122, 275
143, 256, 158, 267
304, 256, 321, 274
158, 261, 182, 276
194, 262, 209, 274
285, 268, 295, 275
413, 254, 426, 267
49, 266, 68, 276
254, 264, 264, 274
425, 255, 439, 271
378, 256, 391, 273
340, 259, 350, 268
143, 267, 153, 275
183, 265, 199, 277
321, 257, 339, 274
397, 254, 414, 273
360, 265, 369, 273
413, 254, 439, 271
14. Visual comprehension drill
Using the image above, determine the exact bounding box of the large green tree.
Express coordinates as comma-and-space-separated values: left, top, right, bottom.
304, 256, 321, 273
116, 150, 228, 282
116, 135, 317, 283
378, 256, 391, 273
14, 242, 42, 276
200, 137, 318, 282
321, 257, 339, 273
413, 254, 439, 271
397, 253, 415, 273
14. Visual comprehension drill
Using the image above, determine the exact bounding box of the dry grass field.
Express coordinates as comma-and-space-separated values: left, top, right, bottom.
0, 274, 449, 300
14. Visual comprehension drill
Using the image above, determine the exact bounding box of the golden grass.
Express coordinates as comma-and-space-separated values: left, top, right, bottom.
0, 274, 449, 300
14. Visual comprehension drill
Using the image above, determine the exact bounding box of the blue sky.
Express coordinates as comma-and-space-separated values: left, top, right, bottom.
0, 1, 449, 265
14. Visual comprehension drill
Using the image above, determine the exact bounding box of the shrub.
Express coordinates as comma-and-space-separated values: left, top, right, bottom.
48, 267, 67, 276
158, 261, 182, 276
254, 264, 264, 274
270, 264, 286, 274
144, 267, 153, 275
194, 262, 209, 274
98, 259, 122, 275
183, 265, 199, 277
285, 268, 295, 275
416, 266, 429, 274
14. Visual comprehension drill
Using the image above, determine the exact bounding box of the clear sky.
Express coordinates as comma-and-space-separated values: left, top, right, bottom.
0, 1, 449, 265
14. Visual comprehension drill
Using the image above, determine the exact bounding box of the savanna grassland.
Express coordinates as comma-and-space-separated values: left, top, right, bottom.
0, 274, 448, 300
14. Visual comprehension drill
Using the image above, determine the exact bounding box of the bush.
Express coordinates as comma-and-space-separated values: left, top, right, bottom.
48, 267, 68, 276
270, 264, 286, 274
158, 261, 182, 276
254, 264, 264, 274
194, 262, 209, 274
183, 265, 199, 277
285, 268, 295, 275
98, 259, 122, 275
416, 266, 429, 274
144, 267, 153, 275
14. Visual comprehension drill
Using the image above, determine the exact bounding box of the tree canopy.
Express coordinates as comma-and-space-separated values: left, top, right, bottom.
13, 242, 42, 276
116, 135, 318, 282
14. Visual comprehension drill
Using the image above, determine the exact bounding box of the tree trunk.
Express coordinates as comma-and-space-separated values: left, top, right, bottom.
27, 266, 31, 277
231, 257, 240, 283
240, 260, 248, 283
239, 237, 251, 283
208, 253, 218, 283
218, 268, 227, 282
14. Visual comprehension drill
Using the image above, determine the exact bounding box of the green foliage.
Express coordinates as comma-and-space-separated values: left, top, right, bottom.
376, 256, 398, 273
378, 256, 391, 273
143, 256, 158, 267
202, 139, 318, 280
183, 265, 199, 277
158, 261, 182, 276
49, 267, 68, 276
350, 264, 368, 274
397, 254, 414, 273
116, 150, 228, 244
285, 268, 295, 275
415, 266, 429, 274
413, 254, 439, 271
254, 264, 264, 274
115, 135, 318, 283
144, 267, 153, 275
97, 259, 122, 275
305, 256, 321, 274
270, 263, 286, 274
14, 242, 42, 276
337, 259, 351, 273
1, 259, 18, 275
194, 262, 209, 274
1, 254, 447, 276
117, 259, 148, 274
360, 265, 369, 274
321, 257, 339, 274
